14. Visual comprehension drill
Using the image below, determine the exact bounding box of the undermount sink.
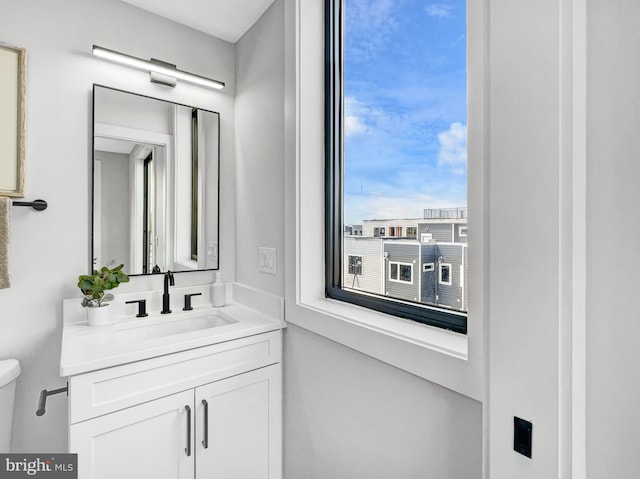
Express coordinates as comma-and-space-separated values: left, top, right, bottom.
114, 311, 237, 342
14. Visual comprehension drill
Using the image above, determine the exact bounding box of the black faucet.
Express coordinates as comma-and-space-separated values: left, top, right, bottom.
183, 293, 202, 311
161, 271, 175, 314
125, 299, 148, 318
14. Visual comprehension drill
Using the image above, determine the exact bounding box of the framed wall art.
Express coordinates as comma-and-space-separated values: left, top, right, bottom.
0, 43, 25, 197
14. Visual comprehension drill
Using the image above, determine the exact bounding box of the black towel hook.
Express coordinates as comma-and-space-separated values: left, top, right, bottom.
12, 199, 47, 211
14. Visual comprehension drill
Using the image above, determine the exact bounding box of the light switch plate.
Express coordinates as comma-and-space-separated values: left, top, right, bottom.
259, 247, 277, 274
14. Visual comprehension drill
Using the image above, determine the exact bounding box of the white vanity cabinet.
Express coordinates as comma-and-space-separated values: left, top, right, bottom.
67, 330, 282, 479
70, 389, 195, 479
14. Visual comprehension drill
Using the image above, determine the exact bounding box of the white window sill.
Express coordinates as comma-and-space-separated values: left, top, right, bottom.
302, 298, 468, 360
286, 296, 481, 400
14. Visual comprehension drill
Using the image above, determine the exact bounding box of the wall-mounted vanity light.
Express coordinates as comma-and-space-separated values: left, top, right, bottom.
92, 45, 225, 90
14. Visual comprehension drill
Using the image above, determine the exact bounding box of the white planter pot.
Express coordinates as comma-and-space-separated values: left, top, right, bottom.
86, 305, 110, 326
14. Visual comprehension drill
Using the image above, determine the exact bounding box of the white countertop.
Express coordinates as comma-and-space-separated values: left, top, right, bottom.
60, 302, 286, 377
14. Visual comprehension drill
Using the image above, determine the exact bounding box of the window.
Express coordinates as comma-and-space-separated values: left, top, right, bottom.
389, 262, 413, 284
325, 0, 467, 334
439, 263, 452, 285
387, 226, 401, 237
423, 262, 435, 272
459, 226, 468, 237
348, 255, 363, 275
421, 233, 433, 243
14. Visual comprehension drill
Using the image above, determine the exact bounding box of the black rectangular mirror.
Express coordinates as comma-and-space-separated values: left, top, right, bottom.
92, 85, 220, 275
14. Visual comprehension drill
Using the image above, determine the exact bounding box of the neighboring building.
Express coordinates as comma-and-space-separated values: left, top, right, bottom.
382, 240, 467, 311
423, 207, 467, 220
344, 224, 363, 236
422, 242, 467, 311
362, 218, 420, 238
343, 236, 383, 294
418, 221, 467, 244
344, 208, 468, 312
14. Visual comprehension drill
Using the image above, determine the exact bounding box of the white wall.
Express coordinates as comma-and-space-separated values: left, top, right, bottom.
95, 151, 129, 267
285, 323, 482, 478
95, 87, 173, 134
586, 1, 640, 476
487, 0, 563, 476
0, 0, 235, 452
235, 0, 286, 296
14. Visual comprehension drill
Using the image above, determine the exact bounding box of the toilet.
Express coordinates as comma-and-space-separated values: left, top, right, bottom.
0, 359, 21, 452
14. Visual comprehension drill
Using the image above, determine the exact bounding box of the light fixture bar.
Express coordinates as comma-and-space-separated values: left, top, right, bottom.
92, 45, 225, 90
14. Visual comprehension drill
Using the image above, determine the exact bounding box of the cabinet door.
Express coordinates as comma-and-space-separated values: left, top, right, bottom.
195, 364, 282, 479
70, 390, 194, 479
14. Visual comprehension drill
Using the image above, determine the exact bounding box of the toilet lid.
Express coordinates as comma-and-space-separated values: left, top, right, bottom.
0, 359, 20, 387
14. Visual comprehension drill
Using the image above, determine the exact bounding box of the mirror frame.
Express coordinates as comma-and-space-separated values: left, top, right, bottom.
90, 84, 221, 276
0, 44, 26, 197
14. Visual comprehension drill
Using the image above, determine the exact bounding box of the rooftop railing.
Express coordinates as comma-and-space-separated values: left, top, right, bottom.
423, 207, 467, 220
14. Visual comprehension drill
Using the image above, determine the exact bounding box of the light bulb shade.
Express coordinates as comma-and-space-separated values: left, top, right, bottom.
92, 45, 225, 90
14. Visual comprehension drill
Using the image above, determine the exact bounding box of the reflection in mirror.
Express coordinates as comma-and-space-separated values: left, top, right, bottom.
92, 85, 220, 275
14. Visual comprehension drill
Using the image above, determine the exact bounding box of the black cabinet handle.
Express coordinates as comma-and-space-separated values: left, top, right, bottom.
202, 399, 209, 448
185, 405, 192, 456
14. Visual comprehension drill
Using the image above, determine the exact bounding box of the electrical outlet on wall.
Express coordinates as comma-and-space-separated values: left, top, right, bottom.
514, 416, 533, 458
259, 247, 277, 274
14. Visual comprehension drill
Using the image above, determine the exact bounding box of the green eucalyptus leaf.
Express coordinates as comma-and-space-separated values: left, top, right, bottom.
77, 264, 130, 306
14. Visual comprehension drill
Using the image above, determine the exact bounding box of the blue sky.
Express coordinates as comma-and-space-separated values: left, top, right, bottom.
344, 0, 467, 225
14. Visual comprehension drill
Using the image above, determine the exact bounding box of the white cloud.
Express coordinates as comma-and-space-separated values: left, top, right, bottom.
348, 0, 396, 33
426, 4, 452, 18
345, 116, 367, 137
346, 0, 398, 60
344, 96, 370, 137
437, 122, 467, 174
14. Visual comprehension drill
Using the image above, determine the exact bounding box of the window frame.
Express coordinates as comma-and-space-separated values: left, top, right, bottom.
347, 254, 363, 276
439, 263, 453, 286
324, 0, 467, 334
388, 261, 414, 284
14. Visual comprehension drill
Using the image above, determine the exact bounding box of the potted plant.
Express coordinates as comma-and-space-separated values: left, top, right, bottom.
78, 264, 129, 325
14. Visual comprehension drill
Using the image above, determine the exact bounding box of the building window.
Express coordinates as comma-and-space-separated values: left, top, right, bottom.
387, 226, 402, 237
459, 226, 467, 237
348, 255, 363, 275
389, 262, 413, 284
325, 0, 468, 333
423, 262, 434, 272
439, 263, 452, 285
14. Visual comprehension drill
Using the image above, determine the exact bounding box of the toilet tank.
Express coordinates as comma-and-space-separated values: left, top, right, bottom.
0, 359, 21, 453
